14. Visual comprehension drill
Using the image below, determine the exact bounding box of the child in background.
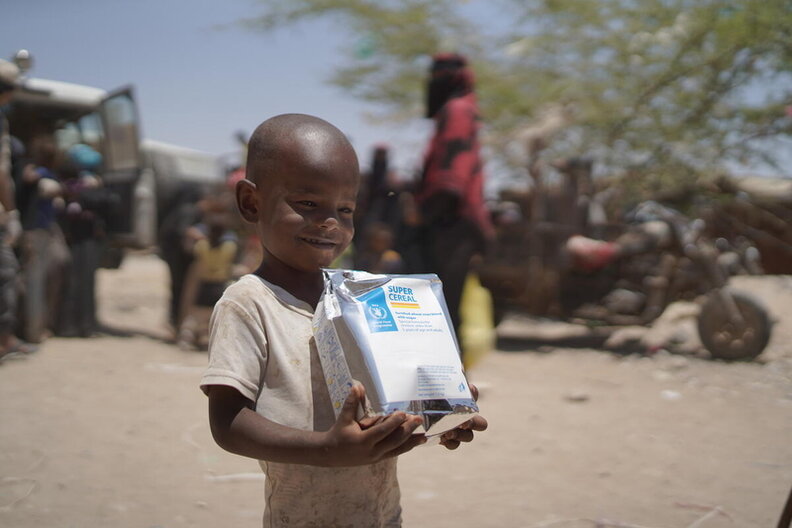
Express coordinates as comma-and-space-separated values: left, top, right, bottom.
354, 221, 404, 274
178, 212, 237, 350
200, 114, 486, 527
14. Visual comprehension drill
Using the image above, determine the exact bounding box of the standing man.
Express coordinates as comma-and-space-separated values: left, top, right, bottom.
416, 53, 493, 358
0, 58, 30, 358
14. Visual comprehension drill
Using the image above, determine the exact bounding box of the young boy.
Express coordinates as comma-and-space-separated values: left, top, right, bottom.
201, 114, 486, 527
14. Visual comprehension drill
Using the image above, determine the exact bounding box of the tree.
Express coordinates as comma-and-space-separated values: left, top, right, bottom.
242, 0, 792, 196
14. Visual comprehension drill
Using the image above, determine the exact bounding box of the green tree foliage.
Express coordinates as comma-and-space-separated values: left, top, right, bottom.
243, 0, 792, 194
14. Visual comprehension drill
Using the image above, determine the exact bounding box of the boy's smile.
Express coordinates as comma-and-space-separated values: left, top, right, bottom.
300, 236, 339, 249
259, 172, 357, 274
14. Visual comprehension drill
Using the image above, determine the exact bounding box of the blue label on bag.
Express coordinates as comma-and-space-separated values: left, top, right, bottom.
359, 287, 398, 333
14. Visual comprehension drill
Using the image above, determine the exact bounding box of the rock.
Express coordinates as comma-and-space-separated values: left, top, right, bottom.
666, 356, 690, 371
564, 391, 590, 402
652, 370, 672, 381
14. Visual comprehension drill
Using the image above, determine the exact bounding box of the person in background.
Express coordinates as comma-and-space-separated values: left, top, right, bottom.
56, 144, 115, 337
415, 53, 493, 359
354, 221, 404, 275
0, 58, 33, 358
357, 144, 401, 236
353, 144, 404, 271
177, 211, 237, 350
158, 183, 206, 335
17, 135, 67, 343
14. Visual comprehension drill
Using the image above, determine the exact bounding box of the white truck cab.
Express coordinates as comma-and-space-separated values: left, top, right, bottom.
6, 51, 222, 260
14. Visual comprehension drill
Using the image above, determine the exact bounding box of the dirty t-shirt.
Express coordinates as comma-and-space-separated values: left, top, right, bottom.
200, 274, 401, 527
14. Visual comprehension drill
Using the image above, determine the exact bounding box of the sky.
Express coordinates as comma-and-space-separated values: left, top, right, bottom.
1, 0, 433, 176
3, 1, 789, 185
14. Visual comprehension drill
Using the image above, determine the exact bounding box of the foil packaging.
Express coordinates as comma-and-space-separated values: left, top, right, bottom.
312, 269, 479, 437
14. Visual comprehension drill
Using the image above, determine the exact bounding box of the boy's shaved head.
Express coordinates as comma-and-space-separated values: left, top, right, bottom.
245, 113, 359, 185
235, 113, 360, 285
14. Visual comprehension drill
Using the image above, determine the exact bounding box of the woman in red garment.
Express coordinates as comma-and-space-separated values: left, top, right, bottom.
416, 53, 493, 358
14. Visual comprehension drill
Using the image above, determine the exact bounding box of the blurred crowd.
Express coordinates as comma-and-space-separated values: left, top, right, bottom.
2, 58, 119, 357
0, 52, 496, 365
2, 133, 117, 353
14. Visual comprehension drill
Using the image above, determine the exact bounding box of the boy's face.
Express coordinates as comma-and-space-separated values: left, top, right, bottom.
240, 143, 359, 275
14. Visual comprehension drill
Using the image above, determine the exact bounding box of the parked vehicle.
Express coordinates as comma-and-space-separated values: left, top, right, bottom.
479, 199, 773, 361
5, 50, 222, 264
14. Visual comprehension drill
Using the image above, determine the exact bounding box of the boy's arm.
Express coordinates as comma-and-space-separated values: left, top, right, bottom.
208, 383, 426, 467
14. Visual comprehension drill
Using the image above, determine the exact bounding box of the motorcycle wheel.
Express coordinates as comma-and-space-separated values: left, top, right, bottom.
697, 289, 772, 361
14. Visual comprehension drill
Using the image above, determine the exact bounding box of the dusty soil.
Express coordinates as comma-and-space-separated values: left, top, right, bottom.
1, 253, 790, 528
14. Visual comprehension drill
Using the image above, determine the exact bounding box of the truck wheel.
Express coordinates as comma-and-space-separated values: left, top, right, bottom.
697, 289, 772, 361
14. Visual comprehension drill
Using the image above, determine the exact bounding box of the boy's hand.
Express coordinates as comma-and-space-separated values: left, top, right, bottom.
322, 385, 426, 466
439, 383, 488, 450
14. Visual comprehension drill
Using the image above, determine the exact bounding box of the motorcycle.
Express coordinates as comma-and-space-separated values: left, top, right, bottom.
479, 200, 773, 361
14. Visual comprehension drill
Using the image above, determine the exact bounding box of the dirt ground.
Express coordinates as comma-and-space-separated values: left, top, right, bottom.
1, 253, 790, 528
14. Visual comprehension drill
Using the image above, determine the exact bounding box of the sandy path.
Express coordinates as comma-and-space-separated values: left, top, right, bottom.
0, 254, 790, 527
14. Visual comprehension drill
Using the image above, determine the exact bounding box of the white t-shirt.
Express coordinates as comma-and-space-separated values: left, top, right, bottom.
200, 274, 401, 527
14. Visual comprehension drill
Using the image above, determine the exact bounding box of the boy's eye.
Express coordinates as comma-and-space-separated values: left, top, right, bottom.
296, 200, 317, 208
339, 206, 354, 215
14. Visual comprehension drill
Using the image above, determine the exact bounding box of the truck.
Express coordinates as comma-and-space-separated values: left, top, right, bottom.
6, 50, 223, 264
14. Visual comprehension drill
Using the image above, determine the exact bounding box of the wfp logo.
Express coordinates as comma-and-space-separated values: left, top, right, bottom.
368, 304, 387, 320
458, 382, 467, 392
359, 287, 398, 333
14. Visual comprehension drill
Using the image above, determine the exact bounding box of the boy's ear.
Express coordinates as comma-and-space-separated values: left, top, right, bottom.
235, 179, 259, 223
